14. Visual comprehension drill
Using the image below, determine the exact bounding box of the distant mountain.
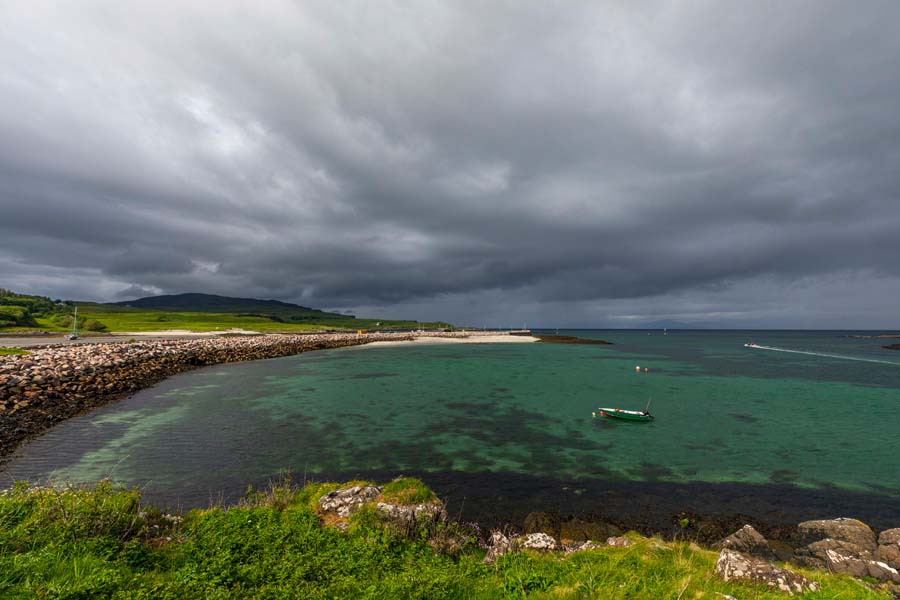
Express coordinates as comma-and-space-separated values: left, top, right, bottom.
109, 293, 350, 320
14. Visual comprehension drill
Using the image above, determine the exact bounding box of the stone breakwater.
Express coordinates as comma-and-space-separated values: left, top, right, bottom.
0, 331, 507, 463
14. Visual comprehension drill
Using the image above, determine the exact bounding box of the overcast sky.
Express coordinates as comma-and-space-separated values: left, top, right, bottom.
2, 2, 900, 328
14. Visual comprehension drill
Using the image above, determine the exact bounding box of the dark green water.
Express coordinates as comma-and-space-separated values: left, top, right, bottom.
3, 330, 899, 527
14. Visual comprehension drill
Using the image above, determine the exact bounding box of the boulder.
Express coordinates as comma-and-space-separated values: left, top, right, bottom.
715, 549, 820, 595
524, 512, 560, 538
559, 516, 622, 542
718, 525, 778, 562
563, 540, 602, 555
879, 529, 900, 569
483, 530, 512, 564
375, 501, 446, 526
797, 518, 877, 556
317, 485, 382, 518
823, 548, 900, 583
517, 532, 558, 551
606, 536, 634, 547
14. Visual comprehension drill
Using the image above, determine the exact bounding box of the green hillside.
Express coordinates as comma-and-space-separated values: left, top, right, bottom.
0, 290, 451, 334
110, 292, 347, 320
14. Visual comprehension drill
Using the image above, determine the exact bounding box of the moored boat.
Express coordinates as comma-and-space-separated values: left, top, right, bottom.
596, 407, 654, 422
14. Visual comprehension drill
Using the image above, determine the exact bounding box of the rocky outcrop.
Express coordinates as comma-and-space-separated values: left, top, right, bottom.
483, 530, 513, 564
879, 529, 900, 569
790, 518, 900, 583
375, 501, 446, 526
821, 548, 900, 583
0, 331, 508, 462
795, 518, 875, 566
715, 549, 820, 595
718, 524, 778, 561
606, 536, 634, 547
318, 485, 382, 518
517, 532, 558, 551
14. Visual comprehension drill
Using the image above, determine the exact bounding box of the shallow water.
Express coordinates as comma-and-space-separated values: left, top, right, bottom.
3, 330, 899, 525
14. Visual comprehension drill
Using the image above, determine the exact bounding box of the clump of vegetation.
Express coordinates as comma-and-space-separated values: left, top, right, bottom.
381, 476, 437, 505
82, 318, 108, 332
0, 479, 885, 599
0, 289, 72, 330
0, 305, 37, 328
0, 347, 30, 356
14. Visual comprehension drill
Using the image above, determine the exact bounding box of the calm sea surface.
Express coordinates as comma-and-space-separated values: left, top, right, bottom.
3, 330, 899, 526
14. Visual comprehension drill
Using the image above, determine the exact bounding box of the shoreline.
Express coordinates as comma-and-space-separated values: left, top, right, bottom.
0, 330, 527, 463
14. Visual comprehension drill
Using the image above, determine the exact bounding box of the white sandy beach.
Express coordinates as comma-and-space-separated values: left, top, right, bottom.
363, 334, 538, 347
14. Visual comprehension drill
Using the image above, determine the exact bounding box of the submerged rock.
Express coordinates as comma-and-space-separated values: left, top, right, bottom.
715, 549, 820, 595
559, 516, 622, 542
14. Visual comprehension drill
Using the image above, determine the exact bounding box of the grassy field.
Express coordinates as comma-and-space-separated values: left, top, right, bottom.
0, 290, 453, 334
0, 479, 887, 599
3, 302, 451, 334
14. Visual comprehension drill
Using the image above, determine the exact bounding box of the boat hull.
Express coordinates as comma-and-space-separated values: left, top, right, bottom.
598, 408, 654, 422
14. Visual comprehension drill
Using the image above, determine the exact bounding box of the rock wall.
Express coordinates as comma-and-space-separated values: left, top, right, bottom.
0, 331, 505, 461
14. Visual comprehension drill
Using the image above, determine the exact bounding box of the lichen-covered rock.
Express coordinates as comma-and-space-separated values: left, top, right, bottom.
563, 540, 601, 555
823, 548, 900, 583
606, 536, 634, 547
517, 532, 558, 551
483, 530, 512, 564
375, 501, 446, 525
718, 525, 777, 561
715, 549, 820, 595
878, 529, 900, 569
797, 518, 877, 555
317, 485, 382, 517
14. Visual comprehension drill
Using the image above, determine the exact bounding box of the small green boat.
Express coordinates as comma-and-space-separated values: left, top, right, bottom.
594, 399, 654, 422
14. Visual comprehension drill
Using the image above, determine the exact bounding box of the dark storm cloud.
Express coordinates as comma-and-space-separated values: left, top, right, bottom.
2, 1, 900, 326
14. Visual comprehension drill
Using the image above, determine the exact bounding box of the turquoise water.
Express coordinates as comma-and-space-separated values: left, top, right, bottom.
2, 330, 899, 523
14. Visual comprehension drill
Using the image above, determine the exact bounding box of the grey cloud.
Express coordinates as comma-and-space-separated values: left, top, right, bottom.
1, 1, 900, 327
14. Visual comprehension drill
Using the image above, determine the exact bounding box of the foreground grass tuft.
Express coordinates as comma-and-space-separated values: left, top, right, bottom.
0, 480, 889, 599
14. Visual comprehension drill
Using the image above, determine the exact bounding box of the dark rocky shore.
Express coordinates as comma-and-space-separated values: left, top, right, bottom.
0, 331, 507, 463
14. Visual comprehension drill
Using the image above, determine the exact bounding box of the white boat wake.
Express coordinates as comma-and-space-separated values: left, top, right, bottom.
744, 343, 900, 366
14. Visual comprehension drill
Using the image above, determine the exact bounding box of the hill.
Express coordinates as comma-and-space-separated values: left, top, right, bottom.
0, 289, 451, 333
110, 292, 348, 320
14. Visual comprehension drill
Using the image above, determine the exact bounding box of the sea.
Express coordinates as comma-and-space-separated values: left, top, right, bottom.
2, 330, 899, 529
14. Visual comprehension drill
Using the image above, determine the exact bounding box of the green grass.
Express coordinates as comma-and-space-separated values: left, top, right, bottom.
0, 347, 29, 356
0, 480, 888, 599
12, 302, 450, 334
0, 288, 454, 334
